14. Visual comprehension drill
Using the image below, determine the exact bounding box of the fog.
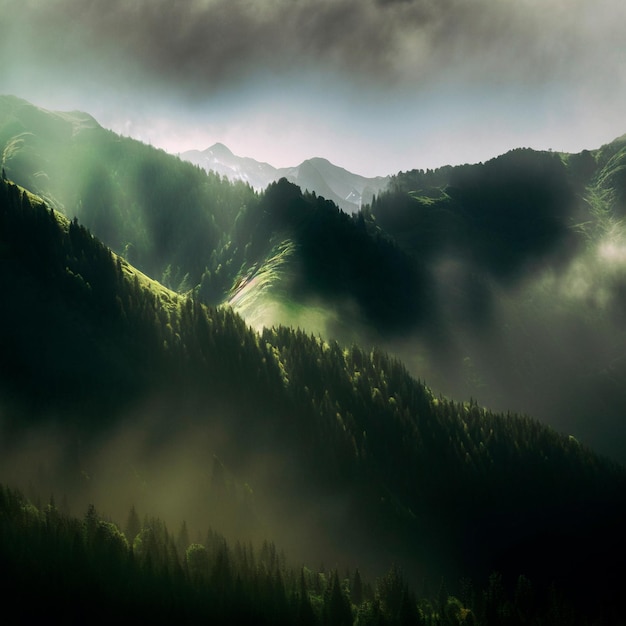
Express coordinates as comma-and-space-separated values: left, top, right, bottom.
0, 397, 402, 580
417, 247, 626, 458
224, 168, 626, 465
2, 0, 625, 175
315, 236, 626, 464
2, 0, 626, 593
4, 0, 624, 93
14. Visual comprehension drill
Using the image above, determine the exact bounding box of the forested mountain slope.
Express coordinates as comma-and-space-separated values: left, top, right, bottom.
1, 178, 626, 623
3, 94, 626, 462
367, 140, 626, 460
0, 95, 257, 296
0, 96, 417, 329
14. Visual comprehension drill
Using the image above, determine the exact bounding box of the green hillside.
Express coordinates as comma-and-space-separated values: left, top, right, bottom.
3, 97, 626, 345
2, 177, 626, 623
0, 96, 423, 336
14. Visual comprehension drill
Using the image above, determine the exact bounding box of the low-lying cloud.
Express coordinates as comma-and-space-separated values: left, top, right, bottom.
3, 0, 624, 97
2, 0, 624, 176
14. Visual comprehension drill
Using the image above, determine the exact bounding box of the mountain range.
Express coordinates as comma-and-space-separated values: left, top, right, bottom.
3, 95, 626, 463
2, 94, 626, 623
181, 142, 389, 213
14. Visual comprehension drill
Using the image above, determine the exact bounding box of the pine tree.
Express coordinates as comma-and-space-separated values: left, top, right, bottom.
125, 504, 141, 544
298, 569, 317, 626
185, 543, 209, 587
351, 568, 363, 606
176, 519, 190, 557
325, 569, 352, 626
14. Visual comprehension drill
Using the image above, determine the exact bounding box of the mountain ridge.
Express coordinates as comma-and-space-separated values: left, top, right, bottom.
3, 107, 626, 620
2, 174, 626, 621
181, 142, 390, 213
3, 94, 626, 465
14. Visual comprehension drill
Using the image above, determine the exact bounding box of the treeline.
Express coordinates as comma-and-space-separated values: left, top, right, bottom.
231, 179, 429, 329
259, 324, 626, 606
186, 175, 429, 332
0, 483, 605, 625
2, 179, 626, 620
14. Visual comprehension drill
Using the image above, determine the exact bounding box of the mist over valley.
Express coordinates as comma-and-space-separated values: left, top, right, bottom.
4, 0, 626, 619
1, 93, 626, 623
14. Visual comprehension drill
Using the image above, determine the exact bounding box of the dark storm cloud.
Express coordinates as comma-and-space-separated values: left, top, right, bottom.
2, 0, 623, 98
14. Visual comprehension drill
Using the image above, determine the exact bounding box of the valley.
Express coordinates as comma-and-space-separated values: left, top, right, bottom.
1, 95, 626, 624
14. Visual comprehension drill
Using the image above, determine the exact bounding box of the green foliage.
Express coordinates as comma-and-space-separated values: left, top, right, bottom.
0, 97, 434, 334
2, 172, 626, 622
185, 543, 210, 586
0, 95, 257, 304
0, 482, 620, 624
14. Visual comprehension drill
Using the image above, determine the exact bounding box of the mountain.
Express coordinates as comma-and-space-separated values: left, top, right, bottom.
181, 143, 390, 213
0, 95, 419, 333
4, 94, 626, 624
365, 142, 626, 461
0, 94, 261, 297
181, 142, 280, 191
2, 176, 626, 623
3, 93, 626, 467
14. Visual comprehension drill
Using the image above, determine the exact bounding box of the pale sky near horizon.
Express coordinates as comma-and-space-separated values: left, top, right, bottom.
1, 0, 625, 177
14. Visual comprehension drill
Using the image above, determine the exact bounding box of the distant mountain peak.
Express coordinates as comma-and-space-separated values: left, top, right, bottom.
306, 156, 332, 167
206, 142, 234, 158
182, 145, 390, 213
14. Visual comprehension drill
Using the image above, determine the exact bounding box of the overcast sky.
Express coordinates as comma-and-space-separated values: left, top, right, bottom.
1, 0, 625, 176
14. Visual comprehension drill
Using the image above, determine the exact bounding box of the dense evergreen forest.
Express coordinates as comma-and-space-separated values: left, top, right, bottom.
3, 96, 626, 622
366, 137, 626, 460
4, 99, 626, 466
1, 482, 605, 625
2, 176, 626, 623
